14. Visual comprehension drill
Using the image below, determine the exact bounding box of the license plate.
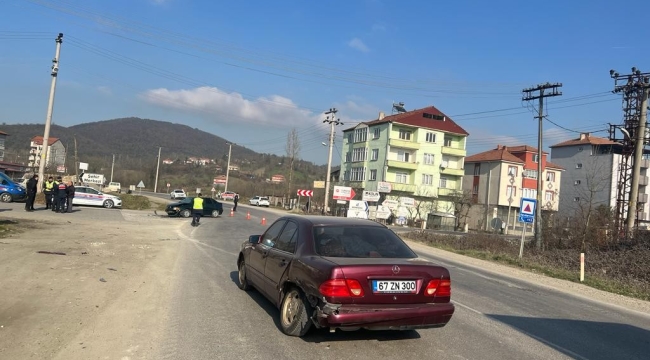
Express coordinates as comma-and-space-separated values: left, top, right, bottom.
372, 280, 417, 294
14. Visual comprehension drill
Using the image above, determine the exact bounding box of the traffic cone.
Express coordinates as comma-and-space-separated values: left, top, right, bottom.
261, 217, 267, 225
246, 211, 251, 220
230, 209, 234, 217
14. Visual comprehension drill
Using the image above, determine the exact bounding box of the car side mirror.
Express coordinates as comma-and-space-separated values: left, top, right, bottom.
249, 235, 261, 244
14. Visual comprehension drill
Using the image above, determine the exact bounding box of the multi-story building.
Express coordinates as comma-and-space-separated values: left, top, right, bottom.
463, 144, 563, 231
550, 132, 650, 224
340, 106, 469, 218
28, 136, 66, 169
0, 131, 7, 162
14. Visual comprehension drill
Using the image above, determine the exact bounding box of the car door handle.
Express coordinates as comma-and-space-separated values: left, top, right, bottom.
262, 251, 269, 258
279, 259, 287, 267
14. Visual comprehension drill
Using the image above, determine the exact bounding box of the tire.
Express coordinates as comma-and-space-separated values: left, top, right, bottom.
103, 200, 114, 208
237, 259, 251, 291
0, 193, 12, 203
180, 209, 191, 218
211, 210, 220, 217
279, 287, 313, 337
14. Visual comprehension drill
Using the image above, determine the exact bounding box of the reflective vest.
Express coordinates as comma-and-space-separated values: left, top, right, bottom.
44, 181, 55, 191
193, 197, 204, 210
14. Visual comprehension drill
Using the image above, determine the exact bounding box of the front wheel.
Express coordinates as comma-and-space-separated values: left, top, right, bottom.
180, 209, 191, 218
279, 288, 312, 337
0, 193, 12, 203
103, 200, 114, 208
237, 259, 251, 291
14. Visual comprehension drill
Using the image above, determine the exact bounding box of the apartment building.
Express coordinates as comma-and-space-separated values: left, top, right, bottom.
28, 136, 66, 169
340, 106, 469, 218
463, 144, 563, 230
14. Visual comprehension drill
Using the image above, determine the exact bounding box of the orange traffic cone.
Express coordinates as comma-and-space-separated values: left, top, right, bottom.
246, 211, 251, 220
261, 217, 267, 225
230, 209, 234, 217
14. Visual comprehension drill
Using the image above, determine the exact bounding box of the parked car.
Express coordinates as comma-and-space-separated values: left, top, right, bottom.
249, 196, 270, 207
170, 189, 186, 199
105, 182, 121, 193
165, 197, 223, 218
236, 215, 454, 337
73, 186, 122, 208
220, 191, 236, 201
0, 173, 27, 203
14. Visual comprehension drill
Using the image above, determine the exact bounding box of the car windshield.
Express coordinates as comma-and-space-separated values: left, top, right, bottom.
179, 197, 193, 204
313, 225, 417, 259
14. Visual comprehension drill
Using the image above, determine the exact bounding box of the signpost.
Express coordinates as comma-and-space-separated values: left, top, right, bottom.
296, 189, 313, 211
377, 181, 392, 193
399, 197, 416, 207
137, 180, 145, 194
347, 200, 369, 219
313, 181, 325, 189
79, 173, 105, 185
362, 190, 380, 202
518, 197, 537, 258
333, 186, 355, 201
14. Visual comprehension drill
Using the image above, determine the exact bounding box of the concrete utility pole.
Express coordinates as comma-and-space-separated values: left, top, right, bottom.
522, 82, 563, 249
37, 33, 63, 192
225, 143, 233, 193
610, 68, 650, 236
110, 154, 115, 183
484, 165, 492, 231
73, 135, 79, 182
323, 108, 343, 215
153, 147, 162, 193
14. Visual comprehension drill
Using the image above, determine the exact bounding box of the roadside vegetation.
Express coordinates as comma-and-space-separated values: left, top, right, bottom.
119, 194, 152, 210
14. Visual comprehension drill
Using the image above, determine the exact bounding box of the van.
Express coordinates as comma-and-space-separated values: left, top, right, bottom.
0, 172, 27, 203
106, 182, 121, 193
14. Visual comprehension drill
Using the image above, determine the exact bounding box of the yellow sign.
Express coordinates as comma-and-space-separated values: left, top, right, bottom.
313, 181, 325, 189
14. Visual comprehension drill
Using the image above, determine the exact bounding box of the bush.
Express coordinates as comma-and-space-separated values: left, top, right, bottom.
119, 194, 152, 210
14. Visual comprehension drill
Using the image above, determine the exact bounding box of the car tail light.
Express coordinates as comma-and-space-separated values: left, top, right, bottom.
424, 279, 451, 297
319, 279, 364, 297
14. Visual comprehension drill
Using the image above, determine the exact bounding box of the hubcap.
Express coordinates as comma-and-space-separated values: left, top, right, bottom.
282, 291, 299, 326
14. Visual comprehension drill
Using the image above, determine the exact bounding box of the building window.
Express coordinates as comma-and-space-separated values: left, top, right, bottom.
533, 154, 539, 163
345, 152, 351, 162
369, 169, 377, 181
545, 191, 555, 202
352, 147, 367, 162
506, 185, 516, 198
439, 177, 448, 188
395, 172, 408, 184
474, 164, 480, 176
348, 134, 353, 143
373, 127, 380, 139
354, 128, 368, 143
574, 197, 580, 202
472, 185, 478, 194
425, 132, 436, 143
444, 135, 453, 147
397, 150, 411, 162
546, 171, 555, 182
523, 188, 537, 199
422, 174, 433, 185
508, 166, 518, 177
398, 129, 411, 140
371, 149, 379, 161
350, 167, 366, 181
576, 163, 583, 169
523, 169, 538, 179
423, 153, 434, 165
574, 180, 581, 185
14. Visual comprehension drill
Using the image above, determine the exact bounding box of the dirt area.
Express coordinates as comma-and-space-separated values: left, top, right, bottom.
0, 208, 182, 360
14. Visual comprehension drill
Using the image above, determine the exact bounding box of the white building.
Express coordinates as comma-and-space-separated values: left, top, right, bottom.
28, 136, 66, 169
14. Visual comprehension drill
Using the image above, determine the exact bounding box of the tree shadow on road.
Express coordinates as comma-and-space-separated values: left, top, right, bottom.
229, 271, 422, 343
486, 314, 650, 360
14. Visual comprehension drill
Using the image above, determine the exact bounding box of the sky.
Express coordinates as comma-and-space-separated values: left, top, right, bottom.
1, 0, 648, 166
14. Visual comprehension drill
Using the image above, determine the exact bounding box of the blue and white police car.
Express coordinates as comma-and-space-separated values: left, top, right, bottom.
0, 173, 27, 203
73, 186, 122, 209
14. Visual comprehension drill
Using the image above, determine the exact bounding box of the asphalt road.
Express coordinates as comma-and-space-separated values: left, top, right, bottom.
151, 204, 650, 360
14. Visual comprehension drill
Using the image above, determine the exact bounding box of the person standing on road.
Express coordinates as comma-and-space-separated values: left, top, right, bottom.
43, 176, 55, 210
233, 193, 239, 212
66, 180, 75, 213
25, 174, 38, 212
55, 178, 67, 213
191, 193, 204, 227
51, 177, 60, 212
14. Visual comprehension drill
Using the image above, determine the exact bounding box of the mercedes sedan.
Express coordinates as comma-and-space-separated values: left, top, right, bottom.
236, 215, 454, 337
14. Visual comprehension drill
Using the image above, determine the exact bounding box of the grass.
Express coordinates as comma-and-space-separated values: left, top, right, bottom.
119, 194, 152, 210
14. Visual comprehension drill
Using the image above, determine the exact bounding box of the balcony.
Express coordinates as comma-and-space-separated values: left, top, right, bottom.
389, 138, 420, 150
440, 167, 464, 177
387, 160, 418, 170
441, 146, 465, 157
641, 176, 649, 186
390, 183, 417, 193
642, 159, 650, 169
639, 193, 649, 204
438, 188, 462, 196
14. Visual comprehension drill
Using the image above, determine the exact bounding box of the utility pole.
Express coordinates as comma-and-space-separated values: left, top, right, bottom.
225, 143, 233, 193
153, 147, 161, 193
323, 108, 343, 215
73, 135, 79, 182
37, 33, 63, 193
610, 68, 650, 237
110, 154, 115, 183
522, 82, 563, 249
484, 165, 492, 231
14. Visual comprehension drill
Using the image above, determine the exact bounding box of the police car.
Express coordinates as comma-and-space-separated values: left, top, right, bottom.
0, 173, 27, 203
73, 186, 122, 208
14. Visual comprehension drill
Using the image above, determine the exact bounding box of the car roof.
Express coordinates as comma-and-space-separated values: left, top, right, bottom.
279, 215, 386, 228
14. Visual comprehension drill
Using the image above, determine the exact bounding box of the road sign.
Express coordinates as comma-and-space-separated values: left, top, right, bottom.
519, 197, 537, 223
80, 173, 105, 185
518, 214, 534, 223
399, 197, 416, 207
375, 205, 392, 219
347, 200, 369, 219
333, 186, 355, 201
377, 181, 392, 193
313, 181, 325, 189
362, 190, 380, 202
167, 183, 170, 188
137, 181, 145, 188
381, 199, 399, 210
296, 189, 313, 197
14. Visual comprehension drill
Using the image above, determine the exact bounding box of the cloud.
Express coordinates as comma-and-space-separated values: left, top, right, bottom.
140, 86, 320, 127
347, 38, 370, 53
97, 86, 112, 96
149, 0, 171, 5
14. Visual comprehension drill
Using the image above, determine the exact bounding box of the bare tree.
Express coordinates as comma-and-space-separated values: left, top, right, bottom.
285, 128, 300, 200
447, 190, 475, 231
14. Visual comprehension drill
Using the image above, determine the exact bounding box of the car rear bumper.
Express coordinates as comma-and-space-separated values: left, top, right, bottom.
314, 302, 455, 331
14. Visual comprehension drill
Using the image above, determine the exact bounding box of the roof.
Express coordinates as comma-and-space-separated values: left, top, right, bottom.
506, 145, 548, 155
31, 136, 60, 146
344, 106, 469, 136
0, 131, 8, 136
282, 214, 386, 227
465, 145, 564, 170
545, 161, 564, 170
550, 133, 619, 148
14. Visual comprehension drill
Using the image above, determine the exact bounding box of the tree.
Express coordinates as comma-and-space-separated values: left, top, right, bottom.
285, 128, 300, 200
447, 190, 475, 231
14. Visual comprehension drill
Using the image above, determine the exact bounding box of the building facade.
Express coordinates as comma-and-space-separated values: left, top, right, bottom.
0, 131, 7, 162
340, 106, 469, 219
550, 132, 650, 224
28, 136, 66, 169
463, 145, 563, 231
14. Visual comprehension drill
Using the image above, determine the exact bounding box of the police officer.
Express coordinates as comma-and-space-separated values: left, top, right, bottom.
233, 193, 239, 212
191, 193, 204, 227
66, 180, 75, 213
51, 177, 60, 212
55, 177, 67, 213
43, 176, 55, 210
25, 174, 38, 212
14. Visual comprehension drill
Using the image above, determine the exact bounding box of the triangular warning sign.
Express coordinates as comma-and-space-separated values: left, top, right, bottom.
524, 204, 532, 213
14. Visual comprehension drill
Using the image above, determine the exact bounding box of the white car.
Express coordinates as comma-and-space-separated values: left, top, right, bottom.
249, 196, 270, 207
73, 186, 122, 208
170, 189, 186, 199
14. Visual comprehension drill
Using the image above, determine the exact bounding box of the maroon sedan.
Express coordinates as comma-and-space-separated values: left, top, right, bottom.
236, 215, 455, 337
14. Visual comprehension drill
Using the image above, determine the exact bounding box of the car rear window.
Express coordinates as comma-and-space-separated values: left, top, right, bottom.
313, 226, 417, 259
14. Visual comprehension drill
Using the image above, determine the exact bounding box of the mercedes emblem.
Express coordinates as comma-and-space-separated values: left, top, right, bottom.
392, 265, 400, 274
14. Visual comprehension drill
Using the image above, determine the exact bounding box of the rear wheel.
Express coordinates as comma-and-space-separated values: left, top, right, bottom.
237, 259, 251, 291
103, 200, 114, 208
211, 210, 220, 217
180, 209, 191, 218
280, 288, 312, 337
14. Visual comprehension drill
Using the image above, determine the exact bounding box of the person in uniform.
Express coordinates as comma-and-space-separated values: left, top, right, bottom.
43, 176, 55, 210
191, 193, 204, 227
66, 180, 75, 213
233, 193, 239, 212
55, 178, 67, 213
51, 177, 60, 212
25, 174, 38, 212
